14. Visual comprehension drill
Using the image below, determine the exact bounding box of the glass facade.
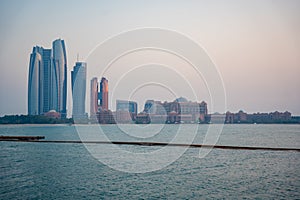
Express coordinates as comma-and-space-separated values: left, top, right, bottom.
116, 100, 137, 115
28, 39, 67, 118
99, 77, 108, 110
28, 47, 42, 115
52, 39, 67, 118
90, 77, 98, 116
71, 62, 87, 118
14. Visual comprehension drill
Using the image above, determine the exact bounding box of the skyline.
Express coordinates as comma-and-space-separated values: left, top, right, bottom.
0, 0, 300, 116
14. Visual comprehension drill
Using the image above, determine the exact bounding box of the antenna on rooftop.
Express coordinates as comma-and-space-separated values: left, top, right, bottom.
77, 53, 79, 62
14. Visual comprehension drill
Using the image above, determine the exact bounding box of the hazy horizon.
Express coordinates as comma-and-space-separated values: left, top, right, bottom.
0, 0, 299, 116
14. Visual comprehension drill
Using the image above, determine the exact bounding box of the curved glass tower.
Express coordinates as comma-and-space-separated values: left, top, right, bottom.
28, 39, 67, 118
28, 46, 42, 115
52, 39, 67, 118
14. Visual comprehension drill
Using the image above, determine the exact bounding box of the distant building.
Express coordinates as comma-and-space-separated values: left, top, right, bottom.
44, 110, 61, 119
142, 98, 209, 124
92, 77, 117, 124
116, 100, 138, 122
225, 110, 292, 123
28, 46, 53, 115
99, 77, 108, 110
28, 46, 42, 115
136, 112, 151, 124
71, 62, 87, 119
90, 77, 98, 117
41, 48, 52, 114
52, 39, 67, 118
28, 39, 67, 118
199, 101, 208, 123
208, 113, 226, 124
225, 110, 247, 123
144, 100, 167, 115
97, 109, 115, 124
114, 110, 133, 123
270, 111, 291, 121
225, 111, 234, 123
167, 111, 180, 123
237, 110, 247, 122
90, 77, 109, 118
116, 100, 137, 115
178, 101, 200, 123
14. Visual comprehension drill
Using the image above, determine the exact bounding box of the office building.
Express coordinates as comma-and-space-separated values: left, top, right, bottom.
52, 39, 67, 118
71, 62, 87, 118
116, 100, 137, 115
28, 46, 42, 115
28, 39, 67, 118
28, 46, 52, 115
99, 77, 108, 110
90, 77, 98, 117
115, 100, 138, 122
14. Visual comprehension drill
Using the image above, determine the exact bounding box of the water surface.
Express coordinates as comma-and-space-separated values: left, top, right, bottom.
1, 124, 299, 199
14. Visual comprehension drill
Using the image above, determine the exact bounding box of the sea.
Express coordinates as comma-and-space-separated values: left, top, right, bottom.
1, 124, 299, 199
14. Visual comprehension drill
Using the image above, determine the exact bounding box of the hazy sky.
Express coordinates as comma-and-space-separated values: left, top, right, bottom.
0, 0, 299, 116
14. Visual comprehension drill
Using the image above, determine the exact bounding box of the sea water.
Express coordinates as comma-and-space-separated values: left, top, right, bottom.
1, 124, 299, 199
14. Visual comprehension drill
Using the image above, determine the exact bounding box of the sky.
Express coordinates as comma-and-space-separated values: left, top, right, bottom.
0, 0, 299, 116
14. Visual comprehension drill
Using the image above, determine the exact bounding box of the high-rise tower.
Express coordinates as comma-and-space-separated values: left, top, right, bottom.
28, 39, 67, 118
28, 46, 42, 115
71, 62, 87, 118
41, 48, 52, 113
28, 46, 52, 115
52, 39, 67, 118
99, 77, 108, 110
90, 77, 98, 116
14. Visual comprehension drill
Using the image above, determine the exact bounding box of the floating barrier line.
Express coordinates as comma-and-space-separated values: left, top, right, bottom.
1, 136, 299, 152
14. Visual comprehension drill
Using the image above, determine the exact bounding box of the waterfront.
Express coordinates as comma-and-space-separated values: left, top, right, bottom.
1, 124, 299, 199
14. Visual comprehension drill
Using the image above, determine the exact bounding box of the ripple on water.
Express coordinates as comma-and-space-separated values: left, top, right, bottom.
0, 124, 299, 199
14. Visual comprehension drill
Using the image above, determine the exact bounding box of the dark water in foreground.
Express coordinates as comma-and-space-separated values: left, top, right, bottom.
1, 124, 299, 199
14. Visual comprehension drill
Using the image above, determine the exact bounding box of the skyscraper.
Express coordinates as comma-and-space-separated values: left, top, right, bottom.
28, 46, 42, 115
28, 39, 67, 118
52, 39, 67, 118
28, 46, 52, 115
71, 62, 87, 118
99, 77, 108, 110
90, 77, 98, 117
41, 48, 52, 113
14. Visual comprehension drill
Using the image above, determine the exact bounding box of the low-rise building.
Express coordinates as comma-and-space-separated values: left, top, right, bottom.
44, 110, 61, 119
225, 110, 292, 123
142, 97, 209, 123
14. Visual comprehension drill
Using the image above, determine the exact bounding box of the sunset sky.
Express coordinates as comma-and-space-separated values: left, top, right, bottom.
0, 0, 299, 116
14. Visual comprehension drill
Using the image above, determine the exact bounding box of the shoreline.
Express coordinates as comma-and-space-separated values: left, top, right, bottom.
0, 123, 299, 126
